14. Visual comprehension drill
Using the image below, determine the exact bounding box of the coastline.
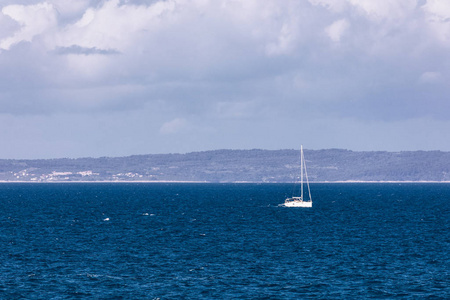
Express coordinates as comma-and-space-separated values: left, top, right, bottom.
1, 180, 450, 184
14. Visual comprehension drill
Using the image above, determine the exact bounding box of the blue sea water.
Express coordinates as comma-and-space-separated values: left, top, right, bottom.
0, 183, 448, 299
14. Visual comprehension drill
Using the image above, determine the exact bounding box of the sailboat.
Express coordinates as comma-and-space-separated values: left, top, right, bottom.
280, 145, 312, 207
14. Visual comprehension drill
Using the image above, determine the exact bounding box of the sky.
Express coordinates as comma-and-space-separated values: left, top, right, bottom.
0, 0, 449, 159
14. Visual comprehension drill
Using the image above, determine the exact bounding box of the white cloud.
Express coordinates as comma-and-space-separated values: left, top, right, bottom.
310, 0, 418, 22
214, 101, 260, 119
347, 0, 417, 22
159, 118, 188, 134
265, 23, 297, 56
73, 7, 95, 28
0, 0, 442, 93
56, 0, 175, 50
422, 0, 450, 46
308, 0, 348, 12
0, 2, 57, 50
419, 71, 441, 83
325, 18, 350, 42
422, 0, 450, 21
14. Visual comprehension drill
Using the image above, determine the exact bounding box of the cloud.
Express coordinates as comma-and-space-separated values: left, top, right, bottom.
51, 0, 94, 22
346, 0, 417, 21
325, 18, 350, 42
0, 2, 57, 50
54, 44, 121, 55
308, 0, 348, 13
0, 0, 446, 118
422, 0, 450, 46
422, 0, 450, 21
0, 0, 450, 157
159, 118, 188, 135
419, 71, 441, 84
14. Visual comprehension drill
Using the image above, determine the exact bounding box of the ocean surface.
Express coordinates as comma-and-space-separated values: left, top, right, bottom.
0, 183, 448, 299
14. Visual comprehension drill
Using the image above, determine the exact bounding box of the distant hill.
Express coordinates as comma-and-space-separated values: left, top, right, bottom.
0, 149, 449, 182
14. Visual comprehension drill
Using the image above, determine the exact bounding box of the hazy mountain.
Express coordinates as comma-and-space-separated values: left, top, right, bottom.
1, 149, 449, 182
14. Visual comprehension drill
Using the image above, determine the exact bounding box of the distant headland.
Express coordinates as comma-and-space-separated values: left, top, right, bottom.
1, 149, 449, 183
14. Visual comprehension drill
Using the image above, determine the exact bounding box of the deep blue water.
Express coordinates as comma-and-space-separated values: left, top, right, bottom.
0, 183, 449, 299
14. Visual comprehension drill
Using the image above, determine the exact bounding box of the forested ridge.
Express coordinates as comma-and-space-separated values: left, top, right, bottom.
1, 149, 449, 182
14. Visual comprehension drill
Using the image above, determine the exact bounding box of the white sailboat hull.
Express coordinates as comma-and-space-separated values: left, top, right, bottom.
281, 198, 312, 207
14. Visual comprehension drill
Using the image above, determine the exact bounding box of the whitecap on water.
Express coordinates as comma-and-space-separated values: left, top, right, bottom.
142, 213, 155, 216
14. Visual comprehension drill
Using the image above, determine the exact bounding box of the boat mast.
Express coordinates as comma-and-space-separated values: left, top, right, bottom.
300, 145, 304, 200
303, 146, 312, 202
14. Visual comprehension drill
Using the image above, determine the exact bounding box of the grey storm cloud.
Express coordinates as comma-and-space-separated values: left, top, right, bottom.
53, 45, 121, 56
